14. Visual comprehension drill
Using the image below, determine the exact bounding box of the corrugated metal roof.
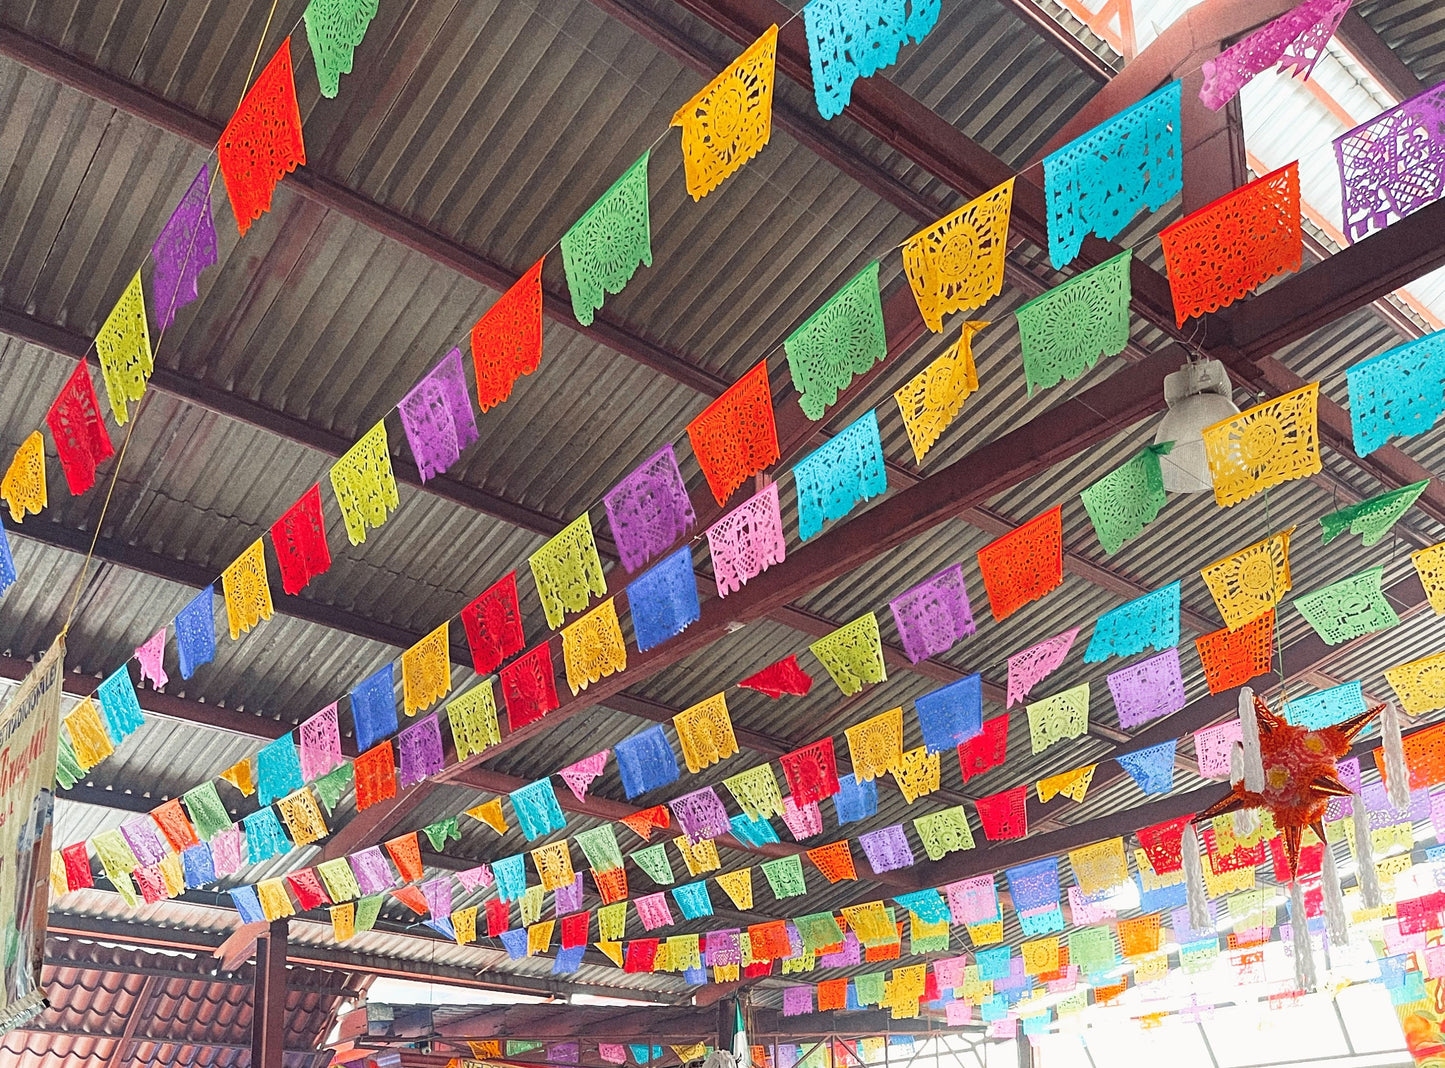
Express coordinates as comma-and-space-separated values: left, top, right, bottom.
0, 0, 1441, 1048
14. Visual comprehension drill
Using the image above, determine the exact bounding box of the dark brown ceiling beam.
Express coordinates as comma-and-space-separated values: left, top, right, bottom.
1222, 195, 1445, 358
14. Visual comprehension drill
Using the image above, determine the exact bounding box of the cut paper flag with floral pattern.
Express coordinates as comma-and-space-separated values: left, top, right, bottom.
1106, 647, 1185, 729
809, 612, 886, 696
1080, 441, 1172, 554
217, 39, 305, 235
627, 547, 700, 653
1201, 383, 1321, 507
1201, 527, 1294, 630
561, 152, 651, 327
398, 347, 479, 483
1195, 609, 1274, 693
500, 644, 560, 731
134, 628, 168, 691
461, 572, 525, 676
793, 409, 887, 540
97, 665, 145, 745
530, 513, 607, 630
914, 805, 975, 860
745, 650, 814, 702
1085, 580, 1180, 661
976, 785, 1028, 841
895, 320, 986, 464
673, 693, 737, 774
95, 271, 153, 426
1385, 651, 1445, 716
449, 680, 500, 760
401, 621, 450, 716
271, 484, 331, 595
893, 745, 941, 803
958, 715, 1008, 784
558, 751, 609, 804
786, 262, 887, 421
472, 257, 544, 412
1007, 627, 1078, 707
687, 361, 779, 507
806, 841, 857, 884
397, 714, 443, 788
846, 706, 904, 783
1336, 81, 1445, 244
1016, 249, 1132, 396
330, 420, 399, 545
1037, 764, 1096, 804
1199, 0, 1350, 110
889, 563, 974, 664
1043, 81, 1182, 268
614, 725, 680, 800
671, 786, 732, 844
604, 445, 696, 574
803, 0, 940, 119
902, 180, 1013, 333
1026, 683, 1089, 754
221, 539, 273, 640
707, 482, 785, 597
780, 738, 839, 806
299, 704, 343, 782
511, 779, 566, 841
561, 597, 627, 695
860, 825, 914, 875
1, 432, 45, 523
1417, 540, 1445, 615
1160, 163, 1302, 326
1320, 479, 1429, 546
151, 165, 218, 331
914, 674, 982, 755
1294, 565, 1399, 645
671, 26, 777, 200
976, 506, 1063, 622
47, 361, 113, 496
303, 0, 380, 98
256, 735, 304, 807
724, 764, 784, 822
351, 663, 397, 750
1280, 679, 1367, 729
1346, 329, 1445, 456
353, 742, 395, 811
1116, 739, 1178, 795
1193, 720, 1243, 779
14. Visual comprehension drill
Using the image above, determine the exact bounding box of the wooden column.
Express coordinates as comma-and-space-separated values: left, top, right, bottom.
251, 918, 289, 1068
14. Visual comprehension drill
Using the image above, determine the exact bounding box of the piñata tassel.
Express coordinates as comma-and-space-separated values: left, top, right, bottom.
1239, 687, 1265, 793
1320, 842, 1348, 946
1289, 877, 1316, 992
1352, 789, 1382, 909
1229, 743, 1259, 837
1381, 700, 1410, 813
1183, 820, 1212, 934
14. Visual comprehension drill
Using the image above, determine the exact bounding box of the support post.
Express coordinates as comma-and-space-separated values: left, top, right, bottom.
251, 918, 289, 1068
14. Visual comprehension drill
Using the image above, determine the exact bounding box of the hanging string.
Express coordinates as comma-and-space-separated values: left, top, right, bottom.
60, 0, 295, 637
